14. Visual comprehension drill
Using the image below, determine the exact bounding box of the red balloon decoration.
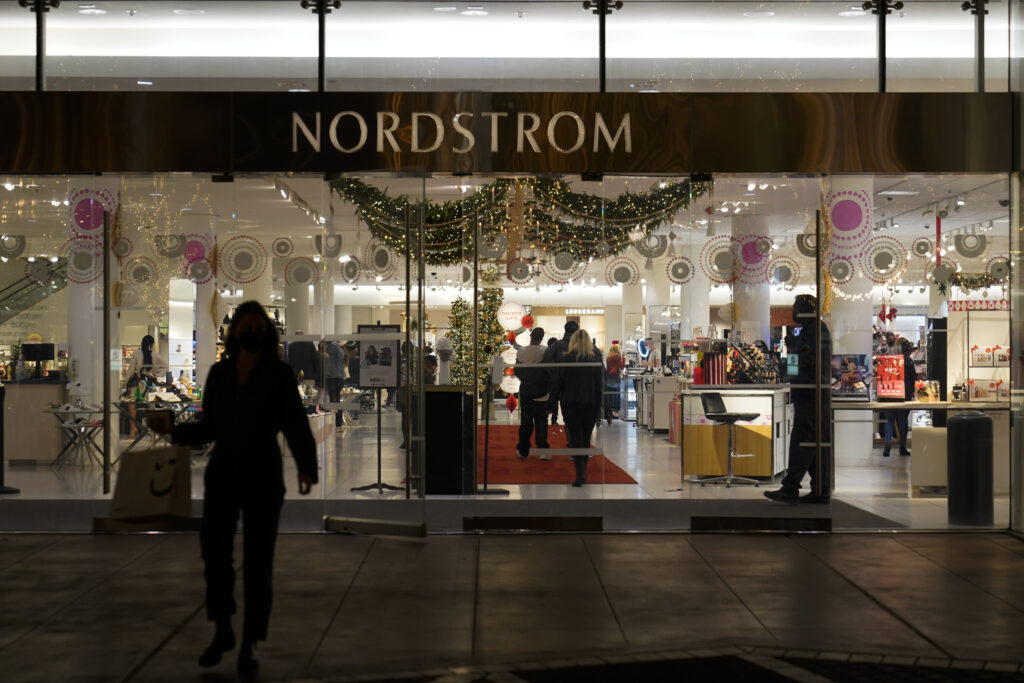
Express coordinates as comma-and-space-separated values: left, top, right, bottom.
507, 330, 517, 343
506, 395, 518, 413
504, 367, 516, 376
521, 314, 534, 328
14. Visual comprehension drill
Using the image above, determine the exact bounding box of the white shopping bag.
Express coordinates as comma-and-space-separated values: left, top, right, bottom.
110, 446, 192, 520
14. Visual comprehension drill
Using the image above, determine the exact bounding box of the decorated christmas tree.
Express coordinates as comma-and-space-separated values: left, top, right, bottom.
447, 288, 505, 395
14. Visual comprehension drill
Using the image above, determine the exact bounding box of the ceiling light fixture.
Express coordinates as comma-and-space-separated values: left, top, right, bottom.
78, 5, 107, 15
743, 10, 775, 17
461, 6, 488, 16
172, 8, 206, 15
137, 80, 153, 86
433, 5, 458, 11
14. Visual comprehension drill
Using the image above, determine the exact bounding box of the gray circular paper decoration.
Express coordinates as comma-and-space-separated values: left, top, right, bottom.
768, 256, 800, 288
479, 233, 508, 260
0, 235, 26, 259
363, 239, 398, 280
542, 251, 587, 284
860, 235, 907, 284
632, 234, 668, 260
314, 234, 342, 259
507, 259, 532, 284
795, 233, 818, 258
220, 235, 267, 284
285, 257, 319, 286
699, 235, 739, 284
595, 239, 612, 257
153, 234, 186, 259
122, 256, 157, 285
986, 255, 1010, 281
60, 237, 103, 284
931, 262, 956, 285
24, 261, 52, 285
272, 237, 294, 258
341, 257, 360, 283
666, 256, 693, 285
187, 258, 213, 285
112, 237, 133, 259
605, 257, 639, 286
462, 265, 473, 284
828, 256, 854, 285
911, 237, 933, 259
954, 233, 989, 259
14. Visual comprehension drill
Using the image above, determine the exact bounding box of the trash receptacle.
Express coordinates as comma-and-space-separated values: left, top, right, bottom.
947, 411, 993, 526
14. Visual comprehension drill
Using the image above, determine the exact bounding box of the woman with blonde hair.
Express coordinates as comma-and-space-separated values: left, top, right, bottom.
549, 329, 604, 486
604, 341, 624, 425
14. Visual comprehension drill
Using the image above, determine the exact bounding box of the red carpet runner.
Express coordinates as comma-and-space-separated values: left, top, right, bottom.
476, 424, 638, 485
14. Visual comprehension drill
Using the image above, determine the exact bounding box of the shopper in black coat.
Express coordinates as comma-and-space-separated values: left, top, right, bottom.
149, 301, 318, 672
549, 328, 604, 487
542, 321, 579, 426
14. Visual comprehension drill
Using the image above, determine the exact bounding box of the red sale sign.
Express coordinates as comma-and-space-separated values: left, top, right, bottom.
876, 355, 905, 400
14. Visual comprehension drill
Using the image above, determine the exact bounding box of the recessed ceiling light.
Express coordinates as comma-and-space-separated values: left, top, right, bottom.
878, 190, 919, 196
433, 5, 458, 11
839, 8, 867, 16
173, 8, 206, 15
743, 10, 775, 17
78, 6, 107, 15
461, 7, 488, 16
288, 88, 311, 93
137, 80, 154, 86
637, 89, 660, 94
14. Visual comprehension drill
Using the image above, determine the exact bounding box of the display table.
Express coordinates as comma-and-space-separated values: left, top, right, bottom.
832, 400, 1011, 495
680, 386, 791, 478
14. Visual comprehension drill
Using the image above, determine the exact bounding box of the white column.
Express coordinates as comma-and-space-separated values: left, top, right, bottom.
827, 176, 875, 465
731, 214, 771, 345
312, 274, 335, 336
680, 239, 710, 338
335, 305, 353, 335
285, 283, 311, 334
244, 266, 272, 305
621, 281, 642, 340
195, 280, 217, 385
68, 281, 99, 405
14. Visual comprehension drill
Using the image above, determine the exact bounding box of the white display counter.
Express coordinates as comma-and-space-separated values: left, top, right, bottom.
641, 375, 679, 433
679, 386, 791, 478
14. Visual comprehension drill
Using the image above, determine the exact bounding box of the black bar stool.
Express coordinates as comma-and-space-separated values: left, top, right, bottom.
699, 392, 760, 487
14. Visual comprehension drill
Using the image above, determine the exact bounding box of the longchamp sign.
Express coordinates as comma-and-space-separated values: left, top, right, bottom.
0, 91, 1011, 174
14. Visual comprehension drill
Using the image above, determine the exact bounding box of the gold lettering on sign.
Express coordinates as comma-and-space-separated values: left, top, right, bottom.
412, 112, 444, 153
451, 113, 475, 154
293, 112, 321, 153
329, 111, 367, 153
548, 111, 586, 154
482, 112, 507, 153
517, 112, 541, 153
377, 112, 401, 153
594, 112, 631, 153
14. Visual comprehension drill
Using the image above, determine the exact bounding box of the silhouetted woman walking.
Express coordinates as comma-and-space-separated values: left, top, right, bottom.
150, 301, 317, 672
549, 329, 604, 487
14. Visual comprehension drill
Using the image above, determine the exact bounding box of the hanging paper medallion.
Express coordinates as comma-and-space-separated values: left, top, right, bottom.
340, 257, 360, 283
666, 256, 693, 285
112, 237, 133, 259
462, 265, 474, 284
699, 235, 739, 284
24, 260, 53, 285
314, 234, 343, 258
153, 234, 186, 259
507, 259, 532, 284
795, 233, 818, 259
285, 257, 319, 286
768, 256, 800, 289
68, 187, 117, 238
363, 239, 398, 281
498, 302, 528, 330
986, 255, 1010, 281
122, 256, 158, 285
0, 235, 26, 259
60, 237, 103, 284
859, 235, 907, 284
911, 237, 934, 259
828, 256, 854, 285
220, 235, 268, 284
183, 233, 213, 265
736, 235, 771, 284
632, 234, 668, 260
605, 257, 639, 286
186, 258, 213, 285
272, 237, 294, 258
542, 251, 587, 284
595, 239, 612, 257
954, 233, 989, 259
929, 261, 957, 286
500, 375, 521, 395
826, 189, 871, 252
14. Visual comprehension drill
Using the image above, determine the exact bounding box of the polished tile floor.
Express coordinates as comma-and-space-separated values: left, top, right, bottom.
2, 533, 1024, 682
0, 407, 1010, 530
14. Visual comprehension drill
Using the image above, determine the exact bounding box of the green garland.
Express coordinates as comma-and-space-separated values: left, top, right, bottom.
448, 298, 474, 388
937, 271, 1009, 295
331, 177, 708, 266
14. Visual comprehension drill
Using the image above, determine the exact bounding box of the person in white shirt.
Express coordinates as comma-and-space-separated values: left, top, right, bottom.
127, 334, 167, 385
514, 327, 551, 459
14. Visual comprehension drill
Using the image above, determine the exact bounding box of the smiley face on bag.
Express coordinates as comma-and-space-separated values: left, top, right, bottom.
149, 454, 178, 497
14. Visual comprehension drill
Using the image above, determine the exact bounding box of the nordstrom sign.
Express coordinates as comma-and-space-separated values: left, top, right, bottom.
292, 110, 632, 155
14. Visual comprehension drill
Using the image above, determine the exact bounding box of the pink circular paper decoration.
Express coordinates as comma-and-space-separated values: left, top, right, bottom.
183, 235, 210, 264
67, 187, 117, 237
699, 235, 739, 284
826, 190, 871, 252
735, 235, 771, 284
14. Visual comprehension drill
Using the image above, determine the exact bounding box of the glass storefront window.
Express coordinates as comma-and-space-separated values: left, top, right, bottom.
0, 3, 35, 91
887, 1, 977, 91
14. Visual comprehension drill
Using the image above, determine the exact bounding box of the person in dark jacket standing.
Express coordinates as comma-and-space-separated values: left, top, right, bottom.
543, 321, 579, 427
549, 328, 604, 487
883, 337, 917, 457
765, 294, 832, 504
514, 327, 550, 459
149, 301, 318, 672
286, 330, 320, 384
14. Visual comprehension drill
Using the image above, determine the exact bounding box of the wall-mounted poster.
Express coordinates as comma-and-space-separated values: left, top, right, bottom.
875, 354, 905, 400
356, 324, 400, 389
831, 354, 871, 397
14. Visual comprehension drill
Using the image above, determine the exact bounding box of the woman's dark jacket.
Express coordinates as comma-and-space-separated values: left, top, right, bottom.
549, 350, 604, 409
173, 356, 319, 496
